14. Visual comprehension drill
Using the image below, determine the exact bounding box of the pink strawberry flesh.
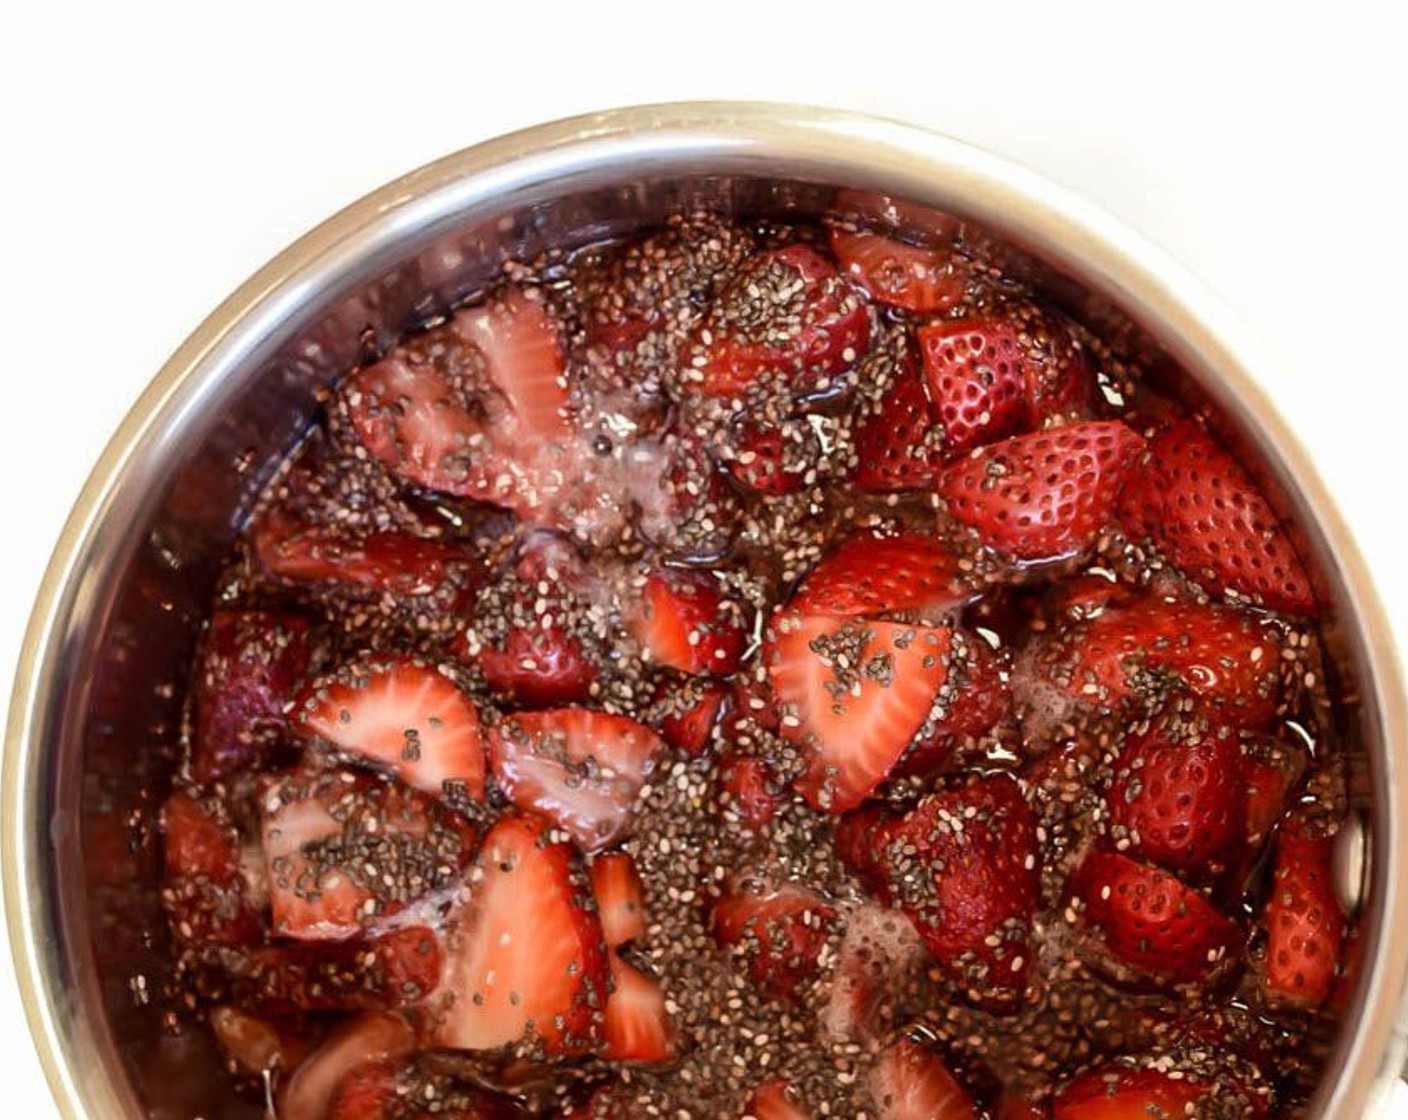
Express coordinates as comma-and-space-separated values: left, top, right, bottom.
831, 229, 967, 314
867, 1037, 979, 1120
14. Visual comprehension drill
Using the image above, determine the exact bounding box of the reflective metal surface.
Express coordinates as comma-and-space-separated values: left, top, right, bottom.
5, 102, 1406, 1118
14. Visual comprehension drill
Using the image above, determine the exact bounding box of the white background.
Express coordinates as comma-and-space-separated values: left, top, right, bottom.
2, 1, 1405, 1113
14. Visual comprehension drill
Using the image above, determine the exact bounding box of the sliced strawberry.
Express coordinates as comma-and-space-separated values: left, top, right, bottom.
1243, 737, 1309, 847
161, 791, 262, 948
744, 1078, 811, 1120
164, 790, 242, 883
430, 815, 609, 1057
867, 1037, 979, 1120
647, 428, 739, 562
279, 1013, 416, 1120
1120, 419, 1315, 615
688, 245, 871, 399
260, 769, 477, 940
1260, 817, 1346, 1009
453, 288, 570, 442
851, 345, 939, 492
938, 421, 1145, 561
837, 772, 1039, 1006
711, 876, 837, 1000
722, 415, 815, 495
717, 754, 785, 832
820, 904, 926, 1045
897, 628, 1012, 779
1072, 851, 1243, 989
831, 229, 967, 313
192, 609, 314, 782
1105, 729, 1248, 877
996, 1093, 1047, 1120
790, 532, 971, 622
591, 852, 647, 949
631, 569, 747, 676
766, 612, 952, 812
296, 657, 487, 804
328, 1059, 521, 1120
487, 709, 665, 852
240, 925, 443, 1014
1052, 1066, 1210, 1120
650, 676, 730, 757
208, 1005, 314, 1077
601, 955, 677, 1064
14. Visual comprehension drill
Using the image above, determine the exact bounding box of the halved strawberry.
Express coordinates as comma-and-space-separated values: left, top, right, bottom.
938, 421, 1145, 561
240, 925, 443, 1014
867, 1037, 979, 1120
711, 876, 837, 1001
837, 772, 1038, 1006
687, 245, 871, 399
717, 754, 785, 832
487, 709, 665, 852
591, 852, 647, 949
631, 569, 747, 676
429, 815, 609, 1057
453, 289, 570, 442
260, 769, 477, 940
831, 229, 967, 313
721, 415, 816, 495
1260, 817, 1346, 1009
1243, 737, 1309, 847
790, 532, 972, 622
897, 628, 1012, 779
601, 955, 677, 1064
192, 610, 314, 782
1072, 851, 1243, 989
851, 345, 940, 492
1119, 419, 1315, 615
279, 1013, 416, 1120
650, 676, 730, 757
766, 612, 952, 812
744, 1078, 811, 1120
1105, 729, 1248, 877
1052, 1066, 1210, 1120
296, 657, 487, 804
161, 791, 262, 947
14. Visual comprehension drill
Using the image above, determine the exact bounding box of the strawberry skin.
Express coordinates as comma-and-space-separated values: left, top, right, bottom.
712, 878, 838, 1001
1073, 851, 1243, 989
790, 532, 972, 622
722, 415, 814, 495
161, 791, 263, 948
938, 421, 1145, 561
717, 753, 785, 832
867, 1037, 979, 1120
744, 1078, 812, 1120
633, 569, 747, 676
832, 229, 967, 313
851, 341, 940, 492
279, 1013, 416, 1120
327, 1060, 517, 1120
240, 925, 443, 1015
1052, 1066, 1210, 1120
650, 676, 730, 757
897, 627, 1013, 779
1242, 736, 1308, 847
1261, 818, 1346, 1009
1120, 419, 1315, 615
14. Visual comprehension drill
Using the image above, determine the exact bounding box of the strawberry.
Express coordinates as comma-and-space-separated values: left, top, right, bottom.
722, 415, 815, 495
240, 925, 443, 1014
867, 1037, 979, 1120
831, 229, 967, 313
429, 815, 609, 1057
1105, 729, 1248, 877
601, 955, 677, 1064
259, 769, 477, 940
648, 428, 739, 562
279, 1013, 416, 1120
487, 709, 665, 852
937, 421, 1145, 561
296, 657, 487, 804
1260, 817, 1346, 1009
790, 532, 971, 622
1072, 851, 1243, 989
1052, 1066, 1211, 1120
453, 289, 571, 441
744, 1079, 811, 1120
717, 754, 785, 832
161, 791, 262, 947
1242, 737, 1309, 847
820, 904, 926, 1045
327, 1061, 517, 1120
650, 676, 730, 756
996, 1093, 1047, 1120
765, 611, 952, 812
208, 1006, 316, 1078
897, 628, 1012, 779
1119, 419, 1315, 615
590, 852, 647, 949
631, 569, 747, 676
851, 345, 940, 493
711, 877, 838, 1000
472, 623, 599, 709
688, 245, 871, 399
837, 773, 1038, 1006
192, 610, 314, 782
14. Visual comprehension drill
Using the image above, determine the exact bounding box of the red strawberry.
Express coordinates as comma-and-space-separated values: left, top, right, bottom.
649, 429, 739, 562
831, 229, 967, 313
1072, 851, 1243, 989
1260, 818, 1346, 1009
296, 657, 487, 804
632, 569, 747, 676
650, 677, 730, 756
487, 709, 665, 852
996, 1093, 1047, 1120
790, 532, 972, 622
1242, 737, 1309, 847
453, 289, 570, 441
711, 877, 838, 1000
1105, 729, 1248, 877
722, 415, 815, 495
429, 815, 609, 1057
1052, 1066, 1211, 1120
938, 421, 1145, 561
897, 628, 1012, 779
240, 925, 443, 1014
867, 1037, 979, 1120
259, 769, 477, 940
279, 1013, 416, 1120
327, 1061, 517, 1120
1119, 419, 1315, 615
161, 791, 262, 947
744, 1078, 811, 1120
766, 612, 952, 812
851, 346, 940, 493
837, 773, 1039, 1006
192, 610, 314, 782
688, 245, 871, 399
472, 623, 598, 709
601, 955, 677, 1064
717, 754, 785, 832
208, 1006, 315, 1078
591, 852, 647, 949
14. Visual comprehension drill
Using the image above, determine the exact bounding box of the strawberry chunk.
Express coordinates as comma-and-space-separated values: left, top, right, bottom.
820, 904, 926, 1045
938, 421, 1145, 561
279, 1013, 416, 1120
1120, 419, 1315, 615
1072, 851, 1243, 989
851, 343, 939, 492
721, 415, 816, 495
487, 709, 665, 852
867, 1037, 979, 1120
601, 955, 677, 1064
650, 676, 730, 757
208, 1005, 315, 1077
837, 772, 1039, 1007
192, 610, 314, 782
240, 925, 443, 1014
1242, 736, 1309, 847
161, 791, 263, 948
766, 612, 952, 812
711, 877, 837, 1001
429, 815, 609, 1057
631, 569, 747, 676
1105, 729, 1248, 878
1052, 1066, 1211, 1120
831, 229, 967, 313
260, 769, 477, 940
296, 657, 487, 804
897, 628, 1013, 778
790, 532, 972, 622
590, 852, 647, 949
717, 754, 785, 832
1260, 817, 1346, 1009
328, 1061, 517, 1120
688, 245, 871, 399
744, 1079, 811, 1120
